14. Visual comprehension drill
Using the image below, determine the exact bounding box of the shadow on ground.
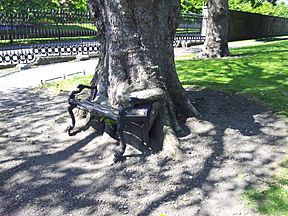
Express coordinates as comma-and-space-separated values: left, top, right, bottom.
0, 88, 287, 216
256, 36, 288, 42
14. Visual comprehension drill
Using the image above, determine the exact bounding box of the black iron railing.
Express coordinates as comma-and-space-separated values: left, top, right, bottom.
0, 9, 97, 44
177, 13, 203, 36
0, 10, 204, 65
0, 10, 203, 45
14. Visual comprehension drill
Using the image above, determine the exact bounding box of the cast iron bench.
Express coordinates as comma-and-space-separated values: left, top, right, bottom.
67, 84, 154, 162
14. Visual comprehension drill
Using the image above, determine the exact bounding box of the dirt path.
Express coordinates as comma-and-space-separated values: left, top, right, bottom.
0, 59, 98, 90
0, 88, 287, 216
174, 36, 288, 57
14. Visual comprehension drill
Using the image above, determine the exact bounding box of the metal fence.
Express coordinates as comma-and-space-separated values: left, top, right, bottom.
175, 13, 205, 46
0, 9, 96, 43
177, 13, 203, 35
0, 10, 204, 65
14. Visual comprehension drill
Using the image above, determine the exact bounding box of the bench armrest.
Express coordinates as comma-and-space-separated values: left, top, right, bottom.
128, 97, 150, 107
68, 84, 97, 102
119, 97, 155, 118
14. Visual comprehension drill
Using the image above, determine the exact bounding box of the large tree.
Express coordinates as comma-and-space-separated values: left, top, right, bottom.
87, 0, 199, 158
199, 0, 230, 58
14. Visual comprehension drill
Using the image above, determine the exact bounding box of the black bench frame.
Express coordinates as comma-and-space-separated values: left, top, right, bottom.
67, 84, 154, 162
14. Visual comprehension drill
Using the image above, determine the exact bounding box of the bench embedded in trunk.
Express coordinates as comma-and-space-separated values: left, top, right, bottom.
67, 84, 155, 163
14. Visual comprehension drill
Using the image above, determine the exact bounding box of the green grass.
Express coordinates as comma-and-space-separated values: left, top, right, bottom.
176, 28, 200, 34
242, 160, 288, 216
176, 41, 288, 117
43, 23, 96, 31
42, 74, 93, 93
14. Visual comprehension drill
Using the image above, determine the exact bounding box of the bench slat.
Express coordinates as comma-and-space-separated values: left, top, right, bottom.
72, 99, 119, 120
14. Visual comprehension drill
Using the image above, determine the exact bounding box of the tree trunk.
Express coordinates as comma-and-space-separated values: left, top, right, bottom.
198, 0, 230, 58
87, 0, 199, 158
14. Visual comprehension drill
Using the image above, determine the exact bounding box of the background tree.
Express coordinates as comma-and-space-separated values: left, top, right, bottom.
199, 0, 230, 58
87, 0, 199, 158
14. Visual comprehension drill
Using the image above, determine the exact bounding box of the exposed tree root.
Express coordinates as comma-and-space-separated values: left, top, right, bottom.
162, 125, 184, 160
185, 98, 201, 117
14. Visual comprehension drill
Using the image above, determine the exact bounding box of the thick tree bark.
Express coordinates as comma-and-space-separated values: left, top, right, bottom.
198, 0, 230, 58
87, 0, 199, 158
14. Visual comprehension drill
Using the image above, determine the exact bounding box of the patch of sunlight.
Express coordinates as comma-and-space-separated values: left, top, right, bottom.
41, 75, 93, 93
175, 54, 196, 60
176, 40, 288, 117
243, 86, 278, 92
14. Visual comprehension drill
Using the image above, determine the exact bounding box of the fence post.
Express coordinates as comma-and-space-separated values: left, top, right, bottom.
9, 13, 13, 43
201, 6, 208, 37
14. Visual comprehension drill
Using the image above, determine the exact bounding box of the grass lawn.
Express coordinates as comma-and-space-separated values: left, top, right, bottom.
242, 160, 288, 215
44, 40, 288, 216
43, 74, 93, 93
176, 40, 288, 216
176, 40, 288, 117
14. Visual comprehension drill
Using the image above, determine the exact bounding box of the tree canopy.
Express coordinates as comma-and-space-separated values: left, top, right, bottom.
199, 0, 230, 58
229, 0, 288, 17
181, 0, 203, 13
0, 0, 88, 13
2, 0, 287, 17
180, 0, 288, 17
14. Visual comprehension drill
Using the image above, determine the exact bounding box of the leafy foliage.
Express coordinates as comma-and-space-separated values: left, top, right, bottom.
0, 0, 88, 14
229, 0, 288, 17
180, 0, 288, 17
0, 0, 55, 13
181, 0, 203, 13
60, 0, 88, 13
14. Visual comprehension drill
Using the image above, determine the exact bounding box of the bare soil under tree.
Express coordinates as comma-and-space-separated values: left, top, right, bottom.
0, 88, 287, 216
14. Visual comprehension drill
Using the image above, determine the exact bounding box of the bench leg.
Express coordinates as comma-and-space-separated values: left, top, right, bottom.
140, 120, 152, 155
67, 104, 77, 136
114, 123, 126, 163
143, 120, 149, 146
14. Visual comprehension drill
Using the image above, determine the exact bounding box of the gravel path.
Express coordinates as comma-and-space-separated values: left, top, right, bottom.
174, 36, 288, 57
0, 59, 97, 90
0, 87, 287, 216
